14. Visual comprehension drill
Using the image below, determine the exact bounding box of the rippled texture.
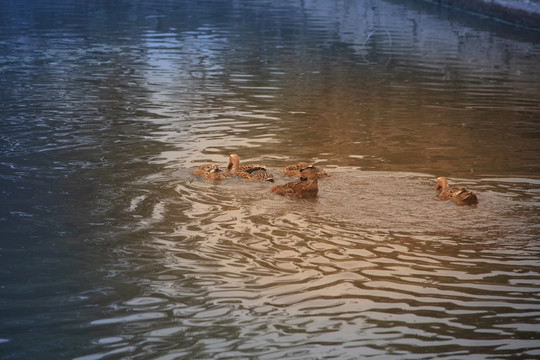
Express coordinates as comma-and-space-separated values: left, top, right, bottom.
1, 1, 540, 359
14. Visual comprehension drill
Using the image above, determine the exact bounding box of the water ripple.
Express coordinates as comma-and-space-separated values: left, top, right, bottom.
84, 168, 536, 358
2, 0, 540, 359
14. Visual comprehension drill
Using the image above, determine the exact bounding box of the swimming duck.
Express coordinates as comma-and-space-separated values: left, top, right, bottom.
271, 177, 318, 199
435, 177, 478, 205
193, 164, 215, 176
283, 162, 311, 176
227, 154, 274, 182
193, 164, 231, 181
298, 165, 328, 180
283, 162, 328, 179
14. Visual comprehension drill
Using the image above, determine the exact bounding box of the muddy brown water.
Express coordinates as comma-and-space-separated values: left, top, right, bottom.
1, 0, 539, 359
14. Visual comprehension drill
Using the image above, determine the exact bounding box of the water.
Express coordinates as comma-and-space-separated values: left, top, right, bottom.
1, 0, 540, 359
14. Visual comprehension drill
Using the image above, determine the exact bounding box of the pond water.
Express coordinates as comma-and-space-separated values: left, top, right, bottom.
1, 0, 540, 359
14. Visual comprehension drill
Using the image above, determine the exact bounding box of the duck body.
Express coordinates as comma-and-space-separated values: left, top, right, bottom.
193, 164, 216, 176
298, 165, 328, 180
227, 154, 274, 182
193, 164, 231, 181
435, 177, 478, 205
283, 162, 311, 176
283, 162, 328, 179
271, 178, 318, 199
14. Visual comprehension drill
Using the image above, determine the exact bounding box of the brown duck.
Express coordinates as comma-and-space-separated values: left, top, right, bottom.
283, 162, 328, 179
227, 154, 274, 182
193, 164, 231, 181
435, 177, 478, 205
271, 177, 318, 199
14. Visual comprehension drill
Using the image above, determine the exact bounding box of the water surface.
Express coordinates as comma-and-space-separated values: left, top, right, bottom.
1, 0, 540, 359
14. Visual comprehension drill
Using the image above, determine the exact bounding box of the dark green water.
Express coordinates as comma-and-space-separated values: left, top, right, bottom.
1, 1, 539, 359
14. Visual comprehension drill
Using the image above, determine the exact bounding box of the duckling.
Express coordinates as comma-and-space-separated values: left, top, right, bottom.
283, 162, 328, 179
435, 177, 478, 205
271, 177, 318, 199
193, 164, 231, 181
227, 154, 274, 182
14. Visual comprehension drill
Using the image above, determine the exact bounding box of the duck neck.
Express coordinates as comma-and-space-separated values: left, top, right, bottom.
436, 178, 448, 193
228, 156, 239, 172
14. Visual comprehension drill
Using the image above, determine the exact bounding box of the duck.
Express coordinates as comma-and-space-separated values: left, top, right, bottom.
271, 177, 318, 199
298, 165, 328, 180
435, 177, 478, 205
193, 164, 231, 181
227, 154, 274, 182
283, 162, 328, 179
283, 162, 311, 176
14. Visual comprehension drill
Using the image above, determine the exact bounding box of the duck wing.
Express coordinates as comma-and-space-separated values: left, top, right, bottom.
203, 167, 231, 181
194, 164, 217, 176
283, 162, 311, 176
238, 165, 274, 182
451, 188, 478, 205
292, 179, 318, 198
271, 179, 318, 198
299, 165, 328, 179
271, 182, 296, 196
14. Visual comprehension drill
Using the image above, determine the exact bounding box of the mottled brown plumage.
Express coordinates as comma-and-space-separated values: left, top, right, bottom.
227, 154, 274, 182
283, 162, 311, 176
298, 165, 328, 180
193, 164, 231, 181
271, 178, 318, 198
435, 177, 478, 205
283, 162, 328, 179
193, 164, 215, 176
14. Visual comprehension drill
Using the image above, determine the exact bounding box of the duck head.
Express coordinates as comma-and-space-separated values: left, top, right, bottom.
435, 177, 448, 193
299, 165, 317, 180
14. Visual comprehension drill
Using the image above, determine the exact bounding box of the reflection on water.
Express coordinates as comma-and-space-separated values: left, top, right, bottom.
1, 0, 540, 359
